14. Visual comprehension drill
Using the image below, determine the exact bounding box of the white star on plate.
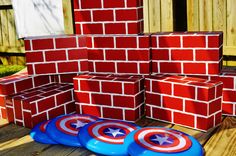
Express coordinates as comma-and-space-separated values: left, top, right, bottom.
151, 135, 173, 145
105, 128, 125, 138
71, 120, 87, 129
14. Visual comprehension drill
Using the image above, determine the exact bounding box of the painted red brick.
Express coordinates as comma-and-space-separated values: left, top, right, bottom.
152, 81, 172, 95
81, 105, 101, 117
116, 37, 137, 48
196, 49, 220, 61
80, 0, 102, 9
55, 37, 77, 49
185, 100, 208, 116
174, 84, 195, 99
145, 92, 161, 106
140, 63, 150, 74
209, 98, 221, 115
223, 90, 236, 102
26, 52, 44, 63
24, 40, 31, 51
65, 102, 76, 114
116, 9, 138, 21
14, 100, 22, 120
80, 61, 89, 72
183, 36, 206, 48
117, 62, 138, 73
56, 90, 72, 106
139, 37, 150, 48
74, 11, 91, 22
103, 0, 125, 8
73, 0, 80, 9
80, 80, 100, 92
124, 83, 139, 95
152, 49, 169, 60
127, 22, 140, 34
171, 50, 193, 61
211, 76, 234, 89
48, 106, 65, 119
162, 96, 183, 111
153, 107, 172, 122
215, 112, 222, 125
208, 36, 222, 48
6, 107, 14, 122
93, 37, 114, 48
27, 64, 34, 75
222, 103, 233, 115
75, 92, 90, 103
174, 112, 195, 127
32, 39, 54, 50
82, 24, 103, 34
159, 36, 181, 48
105, 23, 126, 34
68, 49, 88, 60
32, 113, 47, 127
105, 50, 126, 60
128, 50, 149, 61
34, 76, 50, 87
93, 10, 114, 21
102, 82, 122, 94
125, 109, 139, 121
183, 63, 206, 74
35, 63, 56, 74
197, 87, 215, 101
95, 62, 116, 73
216, 84, 223, 97
88, 49, 104, 60
135, 92, 144, 106
197, 116, 214, 131
1, 108, 7, 119
37, 97, 55, 112
91, 94, 111, 106
23, 112, 32, 128
75, 24, 82, 34
127, 0, 141, 7
208, 63, 221, 75
15, 79, 33, 93
160, 62, 182, 73
113, 95, 135, 108
103, 107, 123, 120
58, 62, 79, 73
45, 50, 66, 61
0, 96, 5, 107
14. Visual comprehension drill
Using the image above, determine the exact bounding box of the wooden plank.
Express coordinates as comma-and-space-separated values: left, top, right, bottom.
0, 124, 30, 148
0, 119, 8, 127
187, 0, 199, 31
0, 10, 9, 46
148, 0, 161, 33
7, 9, 16, 47
0, 0, 11, 6
0, 135, 52, 156
213, 0, 227, 46
226, 0, 236, 47
0, 46, 24, 52
143, 0, 150, 33
67, 148, 96, 156
199, 0, 213, 31
204, 117, 236, 156
0, 12, 2, 46
160, 0, 173, 31
39, 145, 77, 156
224, 46, 236, 56
62, 0, 74, 34
172, 116, 226, 146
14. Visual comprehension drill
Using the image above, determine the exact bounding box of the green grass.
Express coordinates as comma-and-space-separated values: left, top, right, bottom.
0, 65, 25, 78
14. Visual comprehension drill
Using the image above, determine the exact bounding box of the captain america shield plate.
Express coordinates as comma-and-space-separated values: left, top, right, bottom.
30, 120, 57, 144
125, 127, 203, 156
46, 114, 99, 147
78, 120, 140, 156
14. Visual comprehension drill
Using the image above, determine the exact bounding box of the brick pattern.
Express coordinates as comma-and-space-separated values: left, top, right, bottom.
87, 35, 151, 75
74, 74, 145, 122
6, 83, 75, 128
25, 35, 88, 76
73, 0, 144, 35
151, 32, 223, 75
145, 74, 223, 131
0, 72, 52, 119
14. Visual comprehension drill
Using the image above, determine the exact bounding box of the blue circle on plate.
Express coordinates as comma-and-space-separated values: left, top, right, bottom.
30, 120, 57, 144
78, 120, 140, 156
46, 114, 99, 147
124, 127, 204, 156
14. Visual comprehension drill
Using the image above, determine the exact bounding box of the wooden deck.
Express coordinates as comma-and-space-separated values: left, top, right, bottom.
0, 116, 235, 156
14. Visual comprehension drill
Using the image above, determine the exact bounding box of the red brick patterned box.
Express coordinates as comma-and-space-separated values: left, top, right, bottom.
87, 35, 151, 75
74, 74, 145, 122
6, 83, 75, 128
24, 35, 88, 76
145, 74, 223, 131
151, 32, 223, 75
73, 0, 144, 35
0, 72, 52, 119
